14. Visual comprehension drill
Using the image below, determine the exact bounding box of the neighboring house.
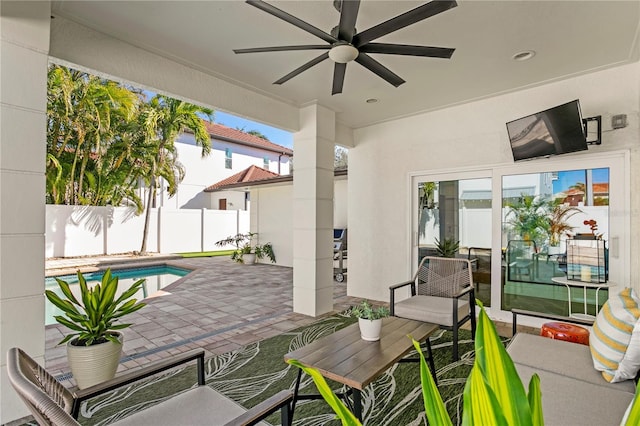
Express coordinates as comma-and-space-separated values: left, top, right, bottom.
209, 167, 349, 267
556, 182, 610, 206
150, 121, 293, 210
204, 165, 281, 210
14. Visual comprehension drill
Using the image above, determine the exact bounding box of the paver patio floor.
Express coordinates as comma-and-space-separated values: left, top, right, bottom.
45, 256, 362, 388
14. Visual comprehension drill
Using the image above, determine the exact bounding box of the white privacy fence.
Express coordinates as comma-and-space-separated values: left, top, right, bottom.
46, 205, 249, 258
420, 205, 610, 250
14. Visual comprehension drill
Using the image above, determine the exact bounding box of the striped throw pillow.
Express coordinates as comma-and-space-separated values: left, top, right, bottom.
590, 288, 640, 382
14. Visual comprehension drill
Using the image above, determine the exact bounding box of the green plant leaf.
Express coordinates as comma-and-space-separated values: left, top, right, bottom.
58, 334, 77, 345
55, 278, 80, 306
110, 323, 132, 330
624, 379, 640, 425
473, 303, 532, 426
527, 374, 543, 426
97, 274, 118, 313
462, 362, 508, 426
113, 279, 145, 305
45, 290, 80, 316
287, 359, 361, 426
78, 271, 91, 310
54, 315, 85, 332
411, 338, 452, 426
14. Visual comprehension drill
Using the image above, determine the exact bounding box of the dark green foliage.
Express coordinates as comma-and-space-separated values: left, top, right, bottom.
45, 269, 146, 346
435, 237, 460, 257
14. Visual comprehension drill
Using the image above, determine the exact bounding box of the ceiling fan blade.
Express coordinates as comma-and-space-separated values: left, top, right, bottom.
274, 52, 330, 85
332, 63, 347, 95
353, 0, 457, 47
337, 0, 361, 43
359, 43, 455, 58
234, 45, 330, 54
355, 53, 405, 87
246, 0, 337, 44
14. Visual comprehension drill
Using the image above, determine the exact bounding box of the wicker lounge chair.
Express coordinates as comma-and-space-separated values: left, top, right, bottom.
390, 256, 476, 361
7, 347, 292, 426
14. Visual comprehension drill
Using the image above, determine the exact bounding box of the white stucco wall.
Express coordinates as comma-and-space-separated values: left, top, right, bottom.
162, 135, 291, 210
334, 178, 348, 229
349, 63, 640, 307
250, 179, 349, 268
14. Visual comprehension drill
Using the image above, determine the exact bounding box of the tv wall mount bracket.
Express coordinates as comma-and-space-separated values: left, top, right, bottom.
583, 115, 602, 145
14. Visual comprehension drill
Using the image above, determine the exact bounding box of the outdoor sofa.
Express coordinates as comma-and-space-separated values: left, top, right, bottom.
509, 308, 637, 426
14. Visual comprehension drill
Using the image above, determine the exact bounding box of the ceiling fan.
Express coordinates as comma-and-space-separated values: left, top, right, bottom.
234, 0, 457, 95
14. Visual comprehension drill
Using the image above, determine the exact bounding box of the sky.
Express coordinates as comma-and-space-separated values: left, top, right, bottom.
215, 111, 294, 149
553, 168, 609, 194
140, 90, 294, 149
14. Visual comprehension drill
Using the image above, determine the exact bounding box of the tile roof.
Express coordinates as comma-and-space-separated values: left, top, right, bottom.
204, 167, 348, 192
204, 165, 282, 191
195, 121, 293, 155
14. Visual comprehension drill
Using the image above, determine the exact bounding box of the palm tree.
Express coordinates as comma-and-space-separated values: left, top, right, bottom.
46, 64, 139, 205
504, 195, 550, 247
137, 95, 213, 253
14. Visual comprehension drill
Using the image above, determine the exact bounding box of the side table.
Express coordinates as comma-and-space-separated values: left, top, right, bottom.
551, 276, 610, 320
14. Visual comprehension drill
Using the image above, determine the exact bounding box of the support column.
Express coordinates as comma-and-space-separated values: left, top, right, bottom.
0, 1, 49, 422
293, 104, 335, 316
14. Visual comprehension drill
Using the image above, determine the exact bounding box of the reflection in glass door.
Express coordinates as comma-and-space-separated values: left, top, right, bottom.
416, 178, 492, 306
501, 168, 610, 315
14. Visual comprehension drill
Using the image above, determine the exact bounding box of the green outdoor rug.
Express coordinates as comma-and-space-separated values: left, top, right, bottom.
76, 313, 486, 426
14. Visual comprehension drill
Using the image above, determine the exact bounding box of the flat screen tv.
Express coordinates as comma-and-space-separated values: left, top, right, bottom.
506, 100, 588, 162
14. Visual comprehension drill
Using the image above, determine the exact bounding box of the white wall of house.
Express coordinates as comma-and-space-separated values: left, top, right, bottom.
349, 63, 640, 311
152, 134, 291, 210
208, 190, 248, 211
250, 178, 349, 267
0, 2, 50, 421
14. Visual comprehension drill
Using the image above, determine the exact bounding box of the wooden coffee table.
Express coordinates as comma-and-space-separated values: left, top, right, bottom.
284, 316, 438, 421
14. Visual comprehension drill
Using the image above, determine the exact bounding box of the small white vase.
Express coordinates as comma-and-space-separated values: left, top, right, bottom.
67, 333, 123, 389
358, 318, 383, 341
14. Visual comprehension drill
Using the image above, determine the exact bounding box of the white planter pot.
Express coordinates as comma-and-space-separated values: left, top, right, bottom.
67, 333, 123, 389
242, 253, 256, 264
358, 318, 383, 341
548, 245, 562, 255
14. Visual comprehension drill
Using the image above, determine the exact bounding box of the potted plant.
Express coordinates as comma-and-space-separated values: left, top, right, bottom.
434, 237, 460, 258
546, 203, 582, 253
351, 300, 390, 341
45, 269, 146, 389
214, 232, 276, 264
505, 194, 550, 248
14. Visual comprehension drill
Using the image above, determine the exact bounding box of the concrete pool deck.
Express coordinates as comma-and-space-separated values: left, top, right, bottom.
45, 255, 362, 387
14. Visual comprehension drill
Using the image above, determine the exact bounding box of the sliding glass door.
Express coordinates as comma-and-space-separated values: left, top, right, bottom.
414, 174, 492, 306
411, 151, 628, 320
501, 167, 610, 315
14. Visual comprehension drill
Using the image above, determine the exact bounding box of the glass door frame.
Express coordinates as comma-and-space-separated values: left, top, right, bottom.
410, 150, 630, 323
410, 169, 493, 273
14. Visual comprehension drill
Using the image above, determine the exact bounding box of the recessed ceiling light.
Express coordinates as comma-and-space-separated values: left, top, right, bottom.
366, 98, 378, 104
512, 50, 536, 61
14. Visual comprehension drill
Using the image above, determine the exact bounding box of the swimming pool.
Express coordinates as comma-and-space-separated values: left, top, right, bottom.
45, 265, 191, 326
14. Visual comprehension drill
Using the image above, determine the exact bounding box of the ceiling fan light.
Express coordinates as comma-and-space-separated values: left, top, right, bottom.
329, 44, 359, 63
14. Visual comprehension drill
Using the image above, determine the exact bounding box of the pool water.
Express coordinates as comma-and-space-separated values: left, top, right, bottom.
45, 265, 191, 326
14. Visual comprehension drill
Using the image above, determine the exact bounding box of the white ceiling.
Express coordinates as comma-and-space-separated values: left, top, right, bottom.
51, 0, 640, 129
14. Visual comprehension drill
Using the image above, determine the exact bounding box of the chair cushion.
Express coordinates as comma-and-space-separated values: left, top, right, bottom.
590, 287, 640, 382
111, 386, 268, 426
394, 295, 469, 326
